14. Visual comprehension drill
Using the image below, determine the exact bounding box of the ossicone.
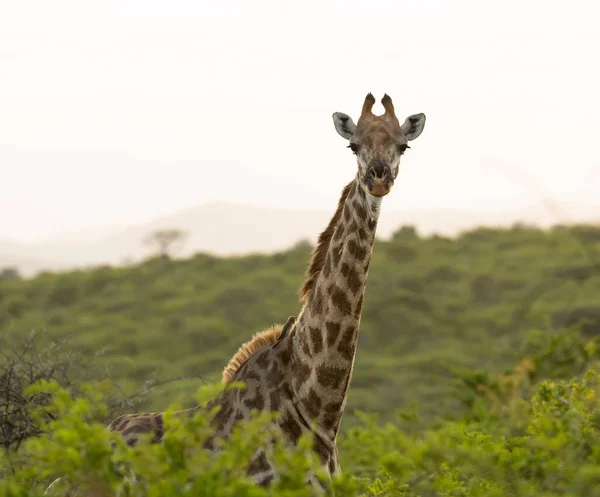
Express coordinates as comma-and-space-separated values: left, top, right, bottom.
360, 93, 376, 119
381, 94, 396, 117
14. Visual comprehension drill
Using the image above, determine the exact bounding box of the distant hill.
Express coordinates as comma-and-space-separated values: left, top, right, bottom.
1, 200, 598, 276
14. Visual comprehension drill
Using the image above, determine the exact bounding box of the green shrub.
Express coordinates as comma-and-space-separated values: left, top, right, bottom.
1, 382, 358, 497
3, 368, 600, 496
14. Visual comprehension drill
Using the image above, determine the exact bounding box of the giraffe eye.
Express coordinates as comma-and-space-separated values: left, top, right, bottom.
398, 144, 410, 155
348, 143, 360, 155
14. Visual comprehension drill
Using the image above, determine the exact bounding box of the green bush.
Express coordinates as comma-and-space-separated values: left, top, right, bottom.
1, 225, 599, 422
2, 366, 600, 496
1, 224, 600, 494
339, 370, 600, 496
1, 382, 357, 497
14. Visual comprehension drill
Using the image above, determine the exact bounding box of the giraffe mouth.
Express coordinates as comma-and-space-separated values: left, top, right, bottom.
368, 179, 391, 197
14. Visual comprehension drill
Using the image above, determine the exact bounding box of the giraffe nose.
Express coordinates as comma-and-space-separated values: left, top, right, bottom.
366, 161, 393, 197
367, 165, 389, 180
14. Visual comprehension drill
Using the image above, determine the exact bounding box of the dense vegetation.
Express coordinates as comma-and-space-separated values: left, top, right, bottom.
1, 223, 600, 495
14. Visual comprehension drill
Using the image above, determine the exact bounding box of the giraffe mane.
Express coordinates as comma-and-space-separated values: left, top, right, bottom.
222, 324, 283, 383
299, 180, 354, 301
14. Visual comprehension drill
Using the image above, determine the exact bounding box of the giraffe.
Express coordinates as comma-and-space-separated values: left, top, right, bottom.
45, 93, 426, 495
102, 316, 298, 446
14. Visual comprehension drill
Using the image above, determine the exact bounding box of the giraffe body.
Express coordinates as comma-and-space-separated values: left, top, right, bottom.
46, 94, 426, 494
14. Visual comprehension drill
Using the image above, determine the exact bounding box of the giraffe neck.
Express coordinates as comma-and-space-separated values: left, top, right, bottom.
290, 175, 380, 442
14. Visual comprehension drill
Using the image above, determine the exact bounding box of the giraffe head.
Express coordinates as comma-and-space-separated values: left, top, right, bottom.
332, 93, 425, 197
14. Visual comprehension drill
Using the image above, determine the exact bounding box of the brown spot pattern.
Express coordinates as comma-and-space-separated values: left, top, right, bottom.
330, 284, 352, 315
281, 413, 303, 443
346, 266, 362, 294
245, 371, 260, 382
353, 200, 367, 221
217, 406, 233, 423
343, 206, 351, 222
302, 388, 322, 419
311, 287, 324, 314
277, 339, 292, 367
316, 365, 346, 390
302, 341, 311, 356
245, 394, 265, 411
322, 411, 338, 430
340, 262, 350, 277
256, 350, 270, 368
355, 295, 364, 316
350, 181, 358, 196
248, 451, 270, 475
347, 239, 367, 262
324, 401, 341, 414
333, 224, 345, 241
331, 245, 342, 267
325, 321, 341, 347
329, 451, 338, 474
294, 361, 312, 387
338, 326, 357, 361
269, 391, 280, 410
260, 474, 274, 486
313, 439, 330, 465
360, 245, 370, 261
309, 327, 323, 354
322, 255, 332, 278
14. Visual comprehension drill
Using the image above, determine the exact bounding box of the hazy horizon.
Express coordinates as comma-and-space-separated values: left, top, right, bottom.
3, 196, 598, 247
2, 0, 599, 243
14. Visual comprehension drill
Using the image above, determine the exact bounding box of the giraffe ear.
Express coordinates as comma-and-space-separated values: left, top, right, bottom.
401, 113, 426, 141
332, 112, 356, 140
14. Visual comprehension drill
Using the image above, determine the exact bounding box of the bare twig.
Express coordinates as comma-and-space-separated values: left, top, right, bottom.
0, 329, 206, 455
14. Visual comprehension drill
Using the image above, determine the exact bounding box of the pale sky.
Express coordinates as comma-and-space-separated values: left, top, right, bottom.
1, 0, 599, 243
